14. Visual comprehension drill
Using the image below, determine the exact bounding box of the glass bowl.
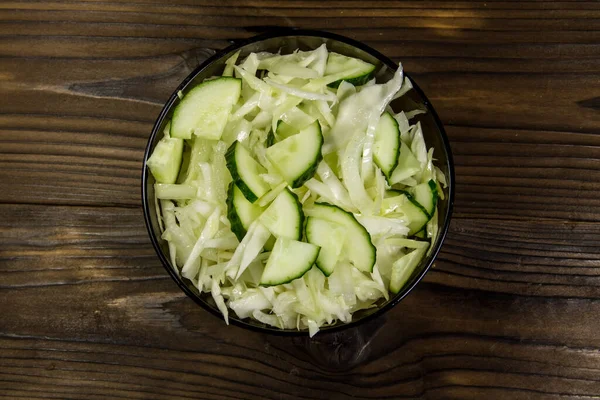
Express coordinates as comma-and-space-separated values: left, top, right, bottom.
142, 29, 455, 335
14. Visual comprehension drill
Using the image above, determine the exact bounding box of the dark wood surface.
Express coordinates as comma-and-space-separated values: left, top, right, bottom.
2, 1, 600, 399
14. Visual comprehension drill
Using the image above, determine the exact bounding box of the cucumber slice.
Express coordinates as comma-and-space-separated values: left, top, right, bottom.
180, 136, 212, 184
147, 136, 184, 184
226, 141, 270, 203
276, 120, 299, 140
414, 229, 427, 239
385, 238, 430, 249
266, 121, 323, 188
264, 236, 276, 251
407, 180, 438, 217
259, 188, 304, 240
373, 112, 400, 181
260, 238, 320, 286
266, 130, 275, 147
171, 77, 241, 140
305, 202, 376, 272
325, 52, 376, 88
390, 141, 421, 185
389, 245, 429, 294
281, 106, 316, 131
392, 192, 430, 236
154, 183, 196, 199
305, 217, 346, 276
226, 182, 264, 241
176, 142, 191, 184
381, 189, 405, 214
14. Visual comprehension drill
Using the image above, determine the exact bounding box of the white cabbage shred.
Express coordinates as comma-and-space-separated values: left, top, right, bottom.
150, 45, 444, 336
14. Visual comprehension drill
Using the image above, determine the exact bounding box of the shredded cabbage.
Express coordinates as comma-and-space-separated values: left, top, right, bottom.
264, 78, 337, 102
223, 50, 240, 77
341, 132, 374, 214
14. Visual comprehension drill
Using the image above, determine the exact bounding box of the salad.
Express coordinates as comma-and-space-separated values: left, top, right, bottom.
146, 44, 446, 336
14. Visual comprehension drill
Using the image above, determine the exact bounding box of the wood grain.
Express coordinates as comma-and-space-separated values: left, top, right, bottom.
1, 1, 600, 399
3, 205, 600, 399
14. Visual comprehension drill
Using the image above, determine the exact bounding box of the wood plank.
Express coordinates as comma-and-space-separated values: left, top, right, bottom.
2, 1, 600, 19
2, 202, 599, 298
3, 203, 600, 398
3, 0, 600, 10
10, 67, 597, 132
4, 120, 600, 221
447, 125, 600, 221
0, 3, 596, 214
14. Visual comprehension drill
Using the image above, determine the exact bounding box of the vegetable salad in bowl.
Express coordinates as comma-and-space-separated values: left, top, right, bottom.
143, 33, 452, 336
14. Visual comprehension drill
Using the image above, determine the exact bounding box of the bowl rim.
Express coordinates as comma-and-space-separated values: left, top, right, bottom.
142, 28, 455, 336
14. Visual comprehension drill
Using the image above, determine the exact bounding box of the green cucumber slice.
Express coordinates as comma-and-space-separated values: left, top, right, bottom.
325, 52, 376, 88
266, 121, 323, 188
305, 217, 347, 276
305, 202, 376, 272
226, 182, 264, 241
414, 229, 427, 239
180, 136, 211, 184
276, 120, 299, 140
266, 130, 275, 147
373, 112, 400, 181
259, 188, 304, 240
385, 238, 430, 249
390, 141, 421, 185
171, 77, 241, 140
260, 238, 320, 286
381, 190, 409, 214
400, 193, 430, 236
407, 180, 438, 217
154, 183, 196, 199
389, 244, 429, 294
264, 236, 276, 251
226, 141, 270, 203
280, 106, 316, 131
147, 136, 183, 184
382, 191, 430, 235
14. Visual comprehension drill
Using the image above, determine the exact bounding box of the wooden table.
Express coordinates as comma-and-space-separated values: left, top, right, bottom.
2, 1, 600, 399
